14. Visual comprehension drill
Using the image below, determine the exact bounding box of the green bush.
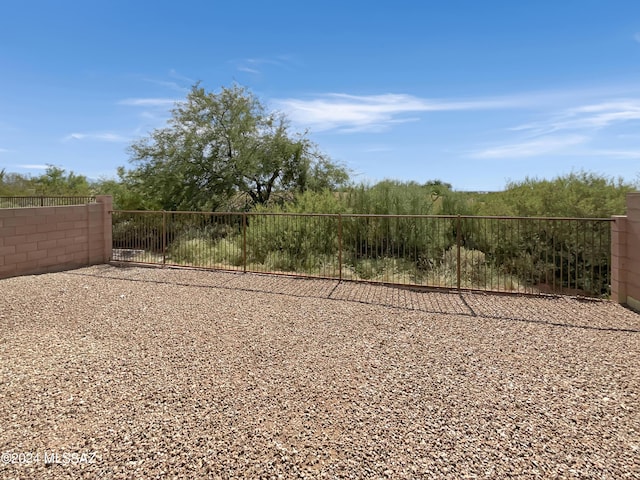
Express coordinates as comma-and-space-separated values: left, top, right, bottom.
112, 213, 164, 252
212, 237, 244, 267
168, 235, 243, 268
246, 212, 338, 265
442, 246, 486, 286
168, 237, 215, 266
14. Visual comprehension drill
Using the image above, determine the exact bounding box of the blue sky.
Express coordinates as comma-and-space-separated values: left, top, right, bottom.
1, 1, 640, 191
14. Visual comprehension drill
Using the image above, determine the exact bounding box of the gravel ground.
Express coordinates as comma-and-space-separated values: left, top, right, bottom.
1, 264, 638, 479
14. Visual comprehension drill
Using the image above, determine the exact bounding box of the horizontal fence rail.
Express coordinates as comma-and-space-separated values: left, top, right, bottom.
112, 210, 613, 297
0, 196, 96, 208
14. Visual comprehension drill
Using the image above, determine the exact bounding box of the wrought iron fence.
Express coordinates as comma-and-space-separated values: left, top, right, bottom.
112, 210, 612, 296
0, 196, 96, 208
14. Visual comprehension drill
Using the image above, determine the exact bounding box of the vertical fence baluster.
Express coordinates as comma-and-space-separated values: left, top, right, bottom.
243, 212, 247, 273
162, 211, 167, 266
589, 221, 594, 295
338, 213, 343, 281
456, 215, 461, 290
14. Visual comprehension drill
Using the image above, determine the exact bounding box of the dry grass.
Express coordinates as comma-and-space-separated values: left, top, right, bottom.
0, 265, 638, 479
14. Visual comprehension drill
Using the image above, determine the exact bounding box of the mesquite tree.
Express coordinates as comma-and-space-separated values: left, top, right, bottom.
126, 84, 348, 211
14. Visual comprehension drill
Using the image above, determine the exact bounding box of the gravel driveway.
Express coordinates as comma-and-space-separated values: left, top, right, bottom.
1, 264, 638, 479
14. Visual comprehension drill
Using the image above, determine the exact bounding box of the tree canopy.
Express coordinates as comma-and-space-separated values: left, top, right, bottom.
0, 165, 90, 196
123, 84, 349, 211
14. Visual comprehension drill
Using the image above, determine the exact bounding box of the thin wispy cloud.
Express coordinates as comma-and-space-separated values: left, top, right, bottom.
581, 149, 640, 159
274, 93, 522, 132
16, 164, 49, 169
167, 69, 196, 87
63, 132, 130, 143
234, 55, 295, 75
364, 145, 393, 153
238, 66, 261, 74
119, 98, 178, 107
134, 69, 194, 93
471, 135, 587, 159
470, 89, 640, 162
139, 111, 170, 122
512, 100, 640, 136
634, 32, 640, 43
305, 83, 640, 133
567, 101, 640, 127
142, 79, 189, 92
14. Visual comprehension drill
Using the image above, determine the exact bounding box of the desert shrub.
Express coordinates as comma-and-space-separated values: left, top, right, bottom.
258, 250, 337, 275
167, 235, 243, 268
168, 237, 216, 266
414, 246, 522, 291
112, 212, 164, 252
212, 237, 244, 267
342, 180, 444, 215
281, 189, 348, 214
341, 215, 455, 265
347, 257, 415, 281
166, 213, 239, 242
246, 211, 338, 266
441, 246, 486, 286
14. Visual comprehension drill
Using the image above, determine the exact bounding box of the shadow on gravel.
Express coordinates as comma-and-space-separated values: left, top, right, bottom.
66, 264, 640, 334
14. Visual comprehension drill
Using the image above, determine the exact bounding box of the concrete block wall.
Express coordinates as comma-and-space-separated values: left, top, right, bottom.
611, 193, 640, 312
0, 195, 112, 279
